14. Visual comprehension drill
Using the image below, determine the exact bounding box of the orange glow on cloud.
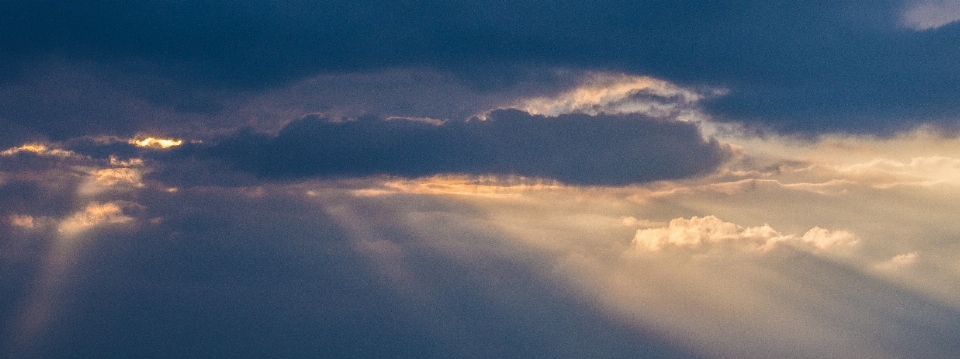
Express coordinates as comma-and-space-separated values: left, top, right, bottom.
129, 137, 183, 149
57, 202, 135, 237
0, 143, 77, 157
504, 73, 718, 119
352, 175, 565, 197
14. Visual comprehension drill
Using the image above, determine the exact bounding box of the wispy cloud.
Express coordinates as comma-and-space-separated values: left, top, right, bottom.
502, 73, 719, 119
57, 201, 136, 237
902, 0, 960, 30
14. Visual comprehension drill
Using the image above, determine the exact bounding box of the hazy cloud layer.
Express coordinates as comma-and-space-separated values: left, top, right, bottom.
201, 109, 731, 185
6, 128, 960, 358
0, 171, 703, 359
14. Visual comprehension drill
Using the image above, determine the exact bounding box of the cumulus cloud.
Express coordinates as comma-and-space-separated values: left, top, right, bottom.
199, 109, 731, 186
633, 215, 783, 251
799, 226, 860, 250
633, 215, 858, 253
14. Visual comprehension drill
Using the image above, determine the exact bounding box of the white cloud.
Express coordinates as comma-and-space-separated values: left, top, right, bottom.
502, 73, 720, 119
633, 215, 858, 253
799, 226, 859, 250
902, 0, 960, 30
633, 215, 785, 251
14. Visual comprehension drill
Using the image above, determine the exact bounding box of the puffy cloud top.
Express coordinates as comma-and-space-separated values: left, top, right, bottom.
634, 215, 859, 252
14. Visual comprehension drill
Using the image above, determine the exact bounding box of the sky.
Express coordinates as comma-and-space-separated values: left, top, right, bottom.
2, 1, 960, 358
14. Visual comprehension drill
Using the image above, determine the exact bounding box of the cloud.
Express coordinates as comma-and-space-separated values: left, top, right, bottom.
57, 201, 136, 236
633, 215, 858, 253
902, 0, 960, 30
129, 137, 184, 149
503, 73, 718, 119
79, 167, 146, 195
3, 3, 960, 359
3, 180, 711, 359
875, 252, 920, 271
198, 109, 731, 186
0, 64, 580, 146
633, 215, 783, 251
8, 214, 36, 229
1, 1, 959, 135
311, 178, 960, 359
1, 143, 78, 158
4, 127, 960, 358
800, 226, 859, 250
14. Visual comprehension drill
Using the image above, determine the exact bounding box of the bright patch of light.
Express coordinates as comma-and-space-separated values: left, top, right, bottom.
503, 73, 723, 119
57, 202, 134, 237
385, 116, 446, 126
129, 137, 184, 149
351, 175, 565, 198
91, 168, 145, 188
9, 214, 36, 229
109, 156, 145, 167
1, 143, 77, 157
632, 215, 857, 252
79, 157, 148, 195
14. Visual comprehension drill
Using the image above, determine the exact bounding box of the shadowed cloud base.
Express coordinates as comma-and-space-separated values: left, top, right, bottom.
201, 109, 729, 186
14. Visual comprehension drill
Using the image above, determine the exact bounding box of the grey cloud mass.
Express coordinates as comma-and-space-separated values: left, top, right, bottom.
2, 1, 959, 134
197, 110, 730, 185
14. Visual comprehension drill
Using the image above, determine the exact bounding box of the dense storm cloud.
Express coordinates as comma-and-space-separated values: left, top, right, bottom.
198, 110, 729, 185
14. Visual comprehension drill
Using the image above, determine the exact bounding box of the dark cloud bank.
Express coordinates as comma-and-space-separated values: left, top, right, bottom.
188, 110, 730, 186
3, 0, 959, 134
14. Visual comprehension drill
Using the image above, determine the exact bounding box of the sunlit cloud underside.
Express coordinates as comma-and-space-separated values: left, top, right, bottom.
3, 72, 960, 359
